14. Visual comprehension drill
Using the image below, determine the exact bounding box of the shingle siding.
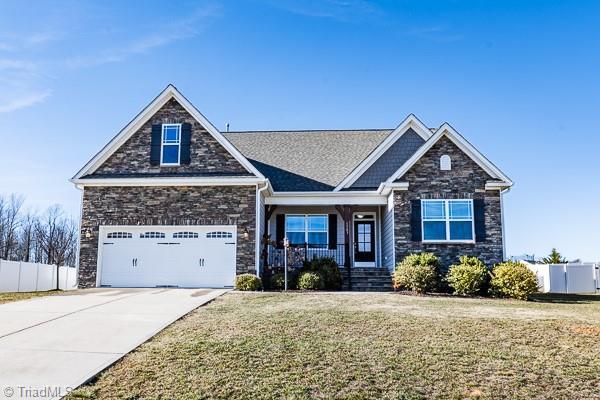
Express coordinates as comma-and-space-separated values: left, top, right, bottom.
350, 128, 425, 189
78, 185, 256, 288
393, 136, 504, 270
88, 98, 251, 178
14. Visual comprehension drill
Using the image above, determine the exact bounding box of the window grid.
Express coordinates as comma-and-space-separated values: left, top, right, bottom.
206, 231, 233, 239
107, 232, 132, 239
285, 214, 328, 248
421, 200, 474, 242
161, 123, 181, 165
173, 232, 199, 239
140, 232, 165, 239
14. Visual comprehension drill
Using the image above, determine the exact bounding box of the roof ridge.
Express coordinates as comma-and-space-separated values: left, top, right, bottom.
223, 128, 394, 134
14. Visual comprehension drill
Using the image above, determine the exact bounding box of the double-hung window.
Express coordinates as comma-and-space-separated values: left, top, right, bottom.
285, 215, 328, 248
422, 200, 474, 242
161, 124, 181, 165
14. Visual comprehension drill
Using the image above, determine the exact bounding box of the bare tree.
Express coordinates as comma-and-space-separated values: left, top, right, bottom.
1, 194, 24, 260
36, 205, 78, 289
0, 194, 78, 286
18, 211, 38, 262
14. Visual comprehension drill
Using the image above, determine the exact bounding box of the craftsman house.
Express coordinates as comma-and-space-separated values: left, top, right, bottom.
72, 85, 512, 289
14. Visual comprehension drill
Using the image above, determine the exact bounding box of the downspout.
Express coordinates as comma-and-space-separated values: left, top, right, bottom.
500, 187, 511, 261
255, 182, 269, 277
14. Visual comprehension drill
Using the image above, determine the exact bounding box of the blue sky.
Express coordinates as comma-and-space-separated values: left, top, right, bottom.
0, 0, 598, 261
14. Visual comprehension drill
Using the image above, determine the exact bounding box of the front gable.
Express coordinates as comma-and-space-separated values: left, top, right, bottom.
388, 124, 513, 190
73, 85, 263, 181
395, 136, 493, 191
88, 98, 250, 177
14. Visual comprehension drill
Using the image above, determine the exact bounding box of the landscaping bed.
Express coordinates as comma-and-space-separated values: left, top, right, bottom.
69, 292, 600, 399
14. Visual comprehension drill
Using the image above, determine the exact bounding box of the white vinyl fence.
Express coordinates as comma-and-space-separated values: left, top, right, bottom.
526, 263, 599, 294
0, 259, 77, 293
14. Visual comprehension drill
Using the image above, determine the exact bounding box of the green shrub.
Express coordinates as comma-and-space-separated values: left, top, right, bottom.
393, 253, 439, 293
270, 273, 286, 290
297, 272, 324, 290
490, 261, 539, 300
301, 257, 342, 290
446, 256, 488, 296
235, 274, 262, 291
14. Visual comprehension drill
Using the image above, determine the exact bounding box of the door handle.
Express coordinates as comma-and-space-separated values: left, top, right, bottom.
132, 258, 137, 267
198, 258, 205, 267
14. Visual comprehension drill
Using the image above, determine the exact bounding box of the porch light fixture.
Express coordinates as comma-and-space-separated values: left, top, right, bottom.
356, 214, 365, 219
242, 227, 250, 239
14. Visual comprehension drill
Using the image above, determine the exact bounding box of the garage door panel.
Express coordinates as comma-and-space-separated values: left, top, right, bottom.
99, 226, 237, 288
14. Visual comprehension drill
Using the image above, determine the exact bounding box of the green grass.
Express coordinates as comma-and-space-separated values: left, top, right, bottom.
69, 292, 600, 400
0, 290, 60, 304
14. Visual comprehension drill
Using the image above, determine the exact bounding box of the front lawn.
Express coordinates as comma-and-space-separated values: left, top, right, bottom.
0, 290, 60, 304
70, 292, 600, 399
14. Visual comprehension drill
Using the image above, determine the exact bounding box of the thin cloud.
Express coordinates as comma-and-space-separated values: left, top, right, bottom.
0, 31, 63, 51
65, 4, 220, 69
0, 90, 51, 112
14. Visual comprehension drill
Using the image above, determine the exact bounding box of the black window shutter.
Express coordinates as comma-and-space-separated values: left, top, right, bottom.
474, 199, 486, 242
275, 214, 285, 249
410, 200, 422, 241
328, 214, 337, 250
180, 123, 192, 165
150, 124, 162, 166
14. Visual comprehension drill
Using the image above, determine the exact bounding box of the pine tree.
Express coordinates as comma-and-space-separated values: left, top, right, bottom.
541, 248, 566, 264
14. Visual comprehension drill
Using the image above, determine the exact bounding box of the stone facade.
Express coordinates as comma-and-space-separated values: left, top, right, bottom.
89, 98, 251, 177
79, 185, 256, 288
393, 136, 504, 269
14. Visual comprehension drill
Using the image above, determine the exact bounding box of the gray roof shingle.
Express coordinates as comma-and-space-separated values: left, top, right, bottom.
224, 129, 393, 191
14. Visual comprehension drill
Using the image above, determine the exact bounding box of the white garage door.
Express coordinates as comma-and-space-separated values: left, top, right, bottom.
98, 226, 237, 288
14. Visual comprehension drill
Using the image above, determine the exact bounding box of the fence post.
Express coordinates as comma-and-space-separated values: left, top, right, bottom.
34, 263, 40, 291
17, 262, 22, 292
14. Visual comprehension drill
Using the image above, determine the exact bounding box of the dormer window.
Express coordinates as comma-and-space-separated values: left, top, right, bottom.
161, 124, 181, 165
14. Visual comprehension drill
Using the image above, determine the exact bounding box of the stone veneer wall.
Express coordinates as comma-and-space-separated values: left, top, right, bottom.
393, 136, 504, 269
79, 185, 256, 288
89, 98, 251, 177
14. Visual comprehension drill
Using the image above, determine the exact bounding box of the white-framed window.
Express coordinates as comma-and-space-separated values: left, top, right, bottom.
140, 232, 165, 239
161, 123, 181, 165
206, 231, 233, 239
285, 214, 328, 248
173, 232, 199, 239
422, 199, 474, 242
107, 232, 132, 239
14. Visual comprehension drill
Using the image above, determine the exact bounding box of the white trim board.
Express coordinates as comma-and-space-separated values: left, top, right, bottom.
72, 176, 266, 188
386, 123, 513, 185
72, 84, 265, 180
335, 114, 433, 191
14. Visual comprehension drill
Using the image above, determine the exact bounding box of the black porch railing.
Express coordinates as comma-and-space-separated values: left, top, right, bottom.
267, 244, 346, 268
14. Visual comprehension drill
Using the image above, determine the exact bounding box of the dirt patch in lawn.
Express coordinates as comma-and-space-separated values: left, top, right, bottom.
69, 292, 600, 400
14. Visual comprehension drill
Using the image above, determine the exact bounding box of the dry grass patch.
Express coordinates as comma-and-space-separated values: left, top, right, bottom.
69, 292, 600, 400
0, 290, 60, 304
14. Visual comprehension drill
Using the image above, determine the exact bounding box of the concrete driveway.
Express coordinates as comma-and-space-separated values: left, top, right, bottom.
0, 288, 228, 399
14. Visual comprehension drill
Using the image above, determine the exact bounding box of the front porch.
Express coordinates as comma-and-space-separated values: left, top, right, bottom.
261, 205, 385, 269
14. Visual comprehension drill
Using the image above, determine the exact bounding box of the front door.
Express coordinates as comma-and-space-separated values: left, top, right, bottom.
354, 220, 375, 263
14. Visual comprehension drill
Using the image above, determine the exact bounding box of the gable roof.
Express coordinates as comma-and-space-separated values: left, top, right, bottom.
387, 122, 513, 186
72, 85, 264, 180
224, 129, 392, 191
334, 114, 433, 190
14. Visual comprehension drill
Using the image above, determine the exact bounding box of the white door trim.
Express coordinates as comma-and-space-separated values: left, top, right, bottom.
352, 212, 377, 267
